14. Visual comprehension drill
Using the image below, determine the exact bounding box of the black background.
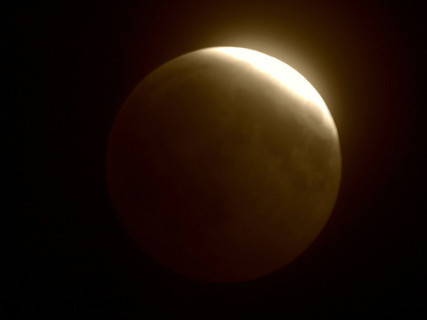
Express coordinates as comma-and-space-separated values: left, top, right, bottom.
6, 0, 425, 318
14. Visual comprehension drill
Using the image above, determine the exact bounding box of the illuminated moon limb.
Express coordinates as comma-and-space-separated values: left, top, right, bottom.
212, 47, 334, 128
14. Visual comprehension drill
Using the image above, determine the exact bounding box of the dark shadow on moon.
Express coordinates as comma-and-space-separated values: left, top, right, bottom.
107, 48, 341, 282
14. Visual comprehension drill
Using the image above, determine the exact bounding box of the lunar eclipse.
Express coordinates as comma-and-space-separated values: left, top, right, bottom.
107, 47, 341, 282
8, 0, 423, 317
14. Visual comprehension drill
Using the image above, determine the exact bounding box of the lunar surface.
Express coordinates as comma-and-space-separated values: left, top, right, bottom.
107, 47, 341, 282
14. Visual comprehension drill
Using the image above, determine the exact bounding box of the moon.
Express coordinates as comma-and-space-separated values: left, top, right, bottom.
107, 47, 341, 282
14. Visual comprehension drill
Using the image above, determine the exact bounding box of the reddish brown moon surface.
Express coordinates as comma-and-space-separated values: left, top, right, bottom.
107, 47, 341, 282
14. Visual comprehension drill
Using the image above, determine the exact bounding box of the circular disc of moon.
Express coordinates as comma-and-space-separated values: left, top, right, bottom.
107, 47, 341, 282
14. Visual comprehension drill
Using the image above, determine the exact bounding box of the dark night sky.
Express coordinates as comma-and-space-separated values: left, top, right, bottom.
6, 0, 425, 318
